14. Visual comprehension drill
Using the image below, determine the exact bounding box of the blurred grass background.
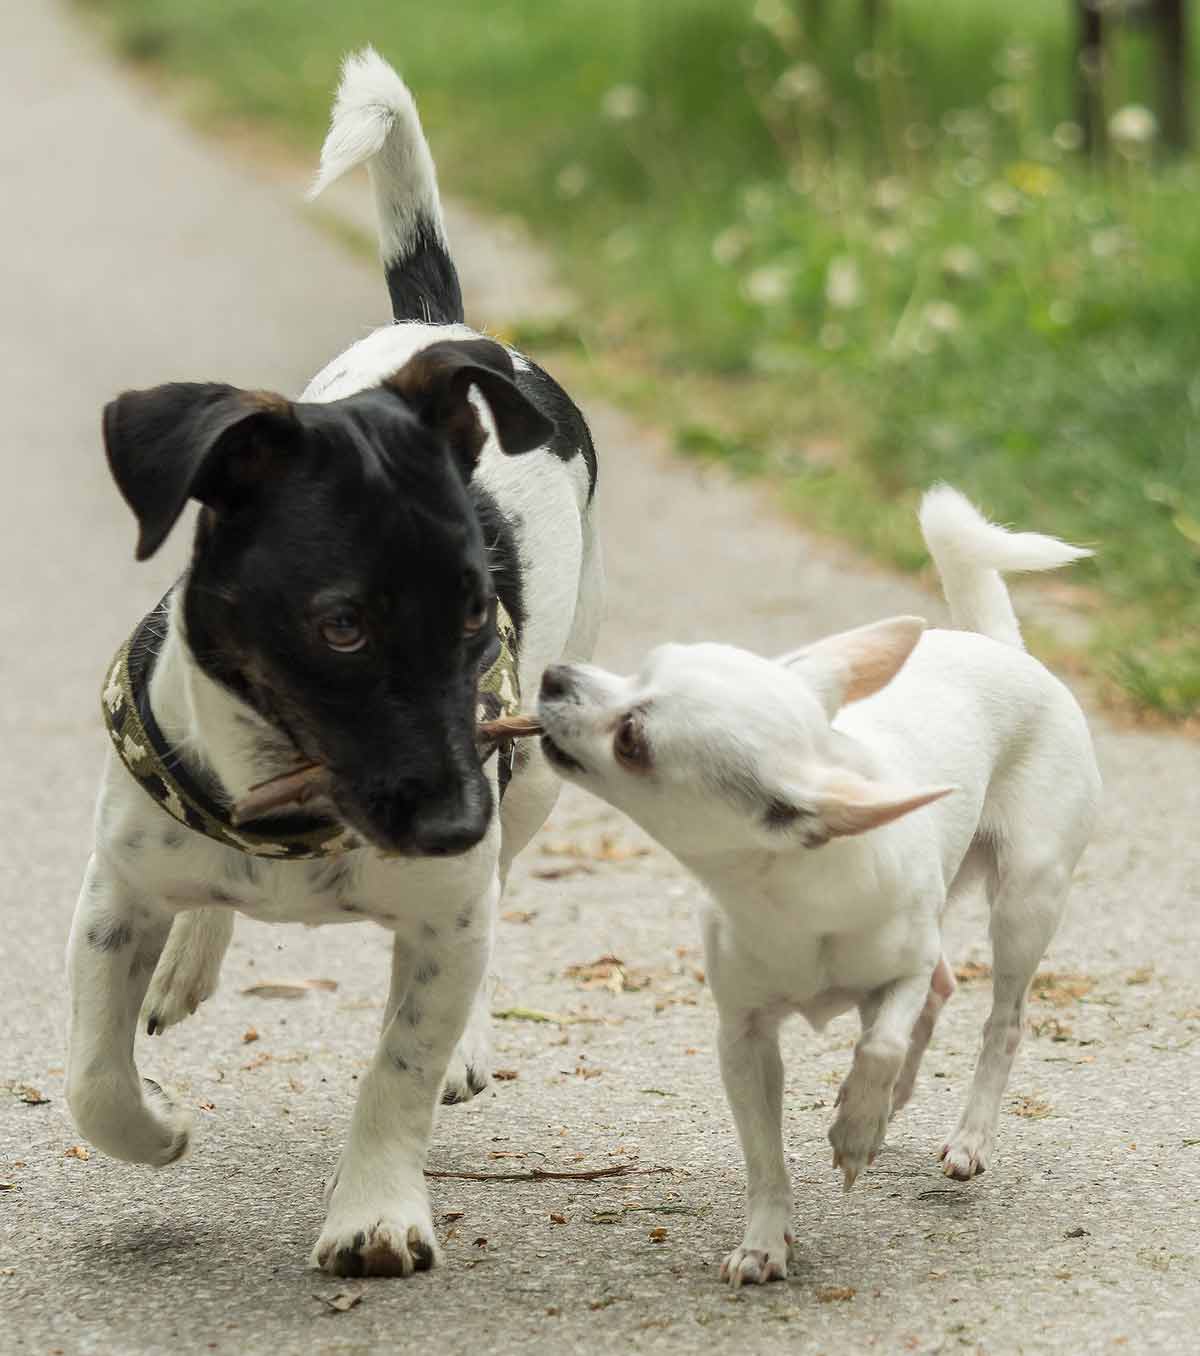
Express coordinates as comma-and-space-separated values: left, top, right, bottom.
83, 0, 1200, 718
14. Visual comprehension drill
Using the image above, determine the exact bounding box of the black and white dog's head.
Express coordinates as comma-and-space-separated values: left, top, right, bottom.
104, 338, 553, 857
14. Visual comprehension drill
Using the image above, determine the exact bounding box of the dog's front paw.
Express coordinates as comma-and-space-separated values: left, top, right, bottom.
313, 1204, 439, 1278
940, 1124, 993, 1181
141, 912, 232, 1035
720, 1232, 792, 1289
828, 1089, 890, 1192
440, 996, 492, 1105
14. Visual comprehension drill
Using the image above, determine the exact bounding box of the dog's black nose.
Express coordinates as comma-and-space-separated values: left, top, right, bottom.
540, 665, 573, 701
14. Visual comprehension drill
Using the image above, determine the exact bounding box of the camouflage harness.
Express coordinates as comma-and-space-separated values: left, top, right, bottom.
101, 597, 522, 860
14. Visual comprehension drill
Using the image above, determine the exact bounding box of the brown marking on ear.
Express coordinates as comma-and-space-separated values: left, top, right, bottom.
242, 389, 294, 417
386, 353, 486, 469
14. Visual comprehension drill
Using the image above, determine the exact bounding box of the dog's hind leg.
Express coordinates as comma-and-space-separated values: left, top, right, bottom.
940, 854, 1070, 1180
141, 907, 234, 1035
891, 955, 956, 1116
66, 856, 191, 1165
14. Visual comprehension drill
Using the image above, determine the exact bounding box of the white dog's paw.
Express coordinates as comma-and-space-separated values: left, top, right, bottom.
940, 1124, 993, 1180
440, 996, 492, 1105
140, 913, 231, 1036
313, 1200, 440, 1278
719, 1232, 792, 1289
828, 1091, 890, 1192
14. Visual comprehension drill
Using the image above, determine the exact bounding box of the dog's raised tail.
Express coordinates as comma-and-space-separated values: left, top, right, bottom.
919, 485, 1091, 649
308, 47, 463, 325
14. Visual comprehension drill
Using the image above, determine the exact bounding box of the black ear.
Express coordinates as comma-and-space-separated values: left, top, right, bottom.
102, 382, 297, 559
386, 338, 555, 473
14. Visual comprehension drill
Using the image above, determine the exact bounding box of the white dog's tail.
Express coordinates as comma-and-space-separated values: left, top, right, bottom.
919, 485, 1091, 649
308, 46, 463, 325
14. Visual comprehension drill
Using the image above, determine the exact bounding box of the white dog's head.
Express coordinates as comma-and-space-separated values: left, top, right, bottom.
536, 617, 953, 862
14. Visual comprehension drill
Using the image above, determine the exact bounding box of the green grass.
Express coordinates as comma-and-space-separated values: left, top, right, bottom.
83, 0, 1200, 718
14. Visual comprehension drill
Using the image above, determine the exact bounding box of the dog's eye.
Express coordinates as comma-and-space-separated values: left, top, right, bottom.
613, 714, 648, 769
320, 610, 367, 654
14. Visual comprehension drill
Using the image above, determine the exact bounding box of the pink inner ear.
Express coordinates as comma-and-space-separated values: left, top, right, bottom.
836, 618, 926, 704
819, 775, 954, 838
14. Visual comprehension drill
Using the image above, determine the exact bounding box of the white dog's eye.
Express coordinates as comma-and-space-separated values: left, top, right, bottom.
613, 714, 648, 769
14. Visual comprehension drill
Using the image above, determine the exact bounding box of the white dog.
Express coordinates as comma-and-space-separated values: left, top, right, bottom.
536, 487, 1100, 1287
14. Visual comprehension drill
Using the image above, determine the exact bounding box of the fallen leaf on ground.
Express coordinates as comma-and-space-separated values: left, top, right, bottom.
564, 954, 653, 995
501, 909, 537, 924
1030, 1017, 1074, 1042
64, 1145, 90, 1161
242, 1028, 260, 1044
1031, 972, 1095, 1006
0, 1183, 18, 1191
242, 979, 338, 999
816, 1285, 856, 1303
288, 1076, 304, 1093
550, 1213, 568, 1225
3, 1083, 50, 1106
648, 1227, 668, 1242
493, 1069, 519, 1081
540, 834, 651, 863
313, 1289, 362, 1314
492, 1007, 601, 1025
531, 863, 594, 881
1010, 1095, 1053, 1119
1065, 1227, 1090, 1238
954, 961, 992, 983
197, 1100, 216, 1112
1125, 966, 1154, 986
439, 1211, 465, 1224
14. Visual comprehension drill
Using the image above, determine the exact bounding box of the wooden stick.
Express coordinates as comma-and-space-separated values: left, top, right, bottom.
230, 717, 544, 825
424, 1164, 667, 1183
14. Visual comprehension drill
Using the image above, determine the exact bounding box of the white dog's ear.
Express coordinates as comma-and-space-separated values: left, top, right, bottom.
763, 768, 954, 846
777, 617, 926, 717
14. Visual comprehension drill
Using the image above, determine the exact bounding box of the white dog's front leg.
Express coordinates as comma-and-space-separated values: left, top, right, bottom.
66, 856, 191, 1165
829, 971, 933, 1190
313, 878, 496, 1277
715, 1010, 793, 1289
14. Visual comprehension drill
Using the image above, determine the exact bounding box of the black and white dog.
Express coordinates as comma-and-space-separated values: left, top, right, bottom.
67, 48, 602, 1277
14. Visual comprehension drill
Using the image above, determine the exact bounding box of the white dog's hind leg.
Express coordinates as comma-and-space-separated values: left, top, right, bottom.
891, 955, 956, 1115
941, 859, 1069, 1180
66, 856, 191, 1165
141, 908, 235, 1035
829, 970, 933, 1190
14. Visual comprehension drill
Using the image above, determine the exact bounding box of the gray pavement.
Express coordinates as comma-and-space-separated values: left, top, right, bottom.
2, 3, 1198, 1353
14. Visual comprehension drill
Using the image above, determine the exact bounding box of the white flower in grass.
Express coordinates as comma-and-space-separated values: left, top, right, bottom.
1109, 104, 1157, 152
601, 84, 646, 122
983, 182, 1022, 218
742, 265, 792, 306
712, 226, 752, 266
870, 176, 908, 215
555, 164, 590, 199
774, 63, 823, 104
825, 256, 863, 310
941, 245, 982, 283
1053, 121, 1084, 153
923, 301, 961, 336
874, 226, 910, 258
